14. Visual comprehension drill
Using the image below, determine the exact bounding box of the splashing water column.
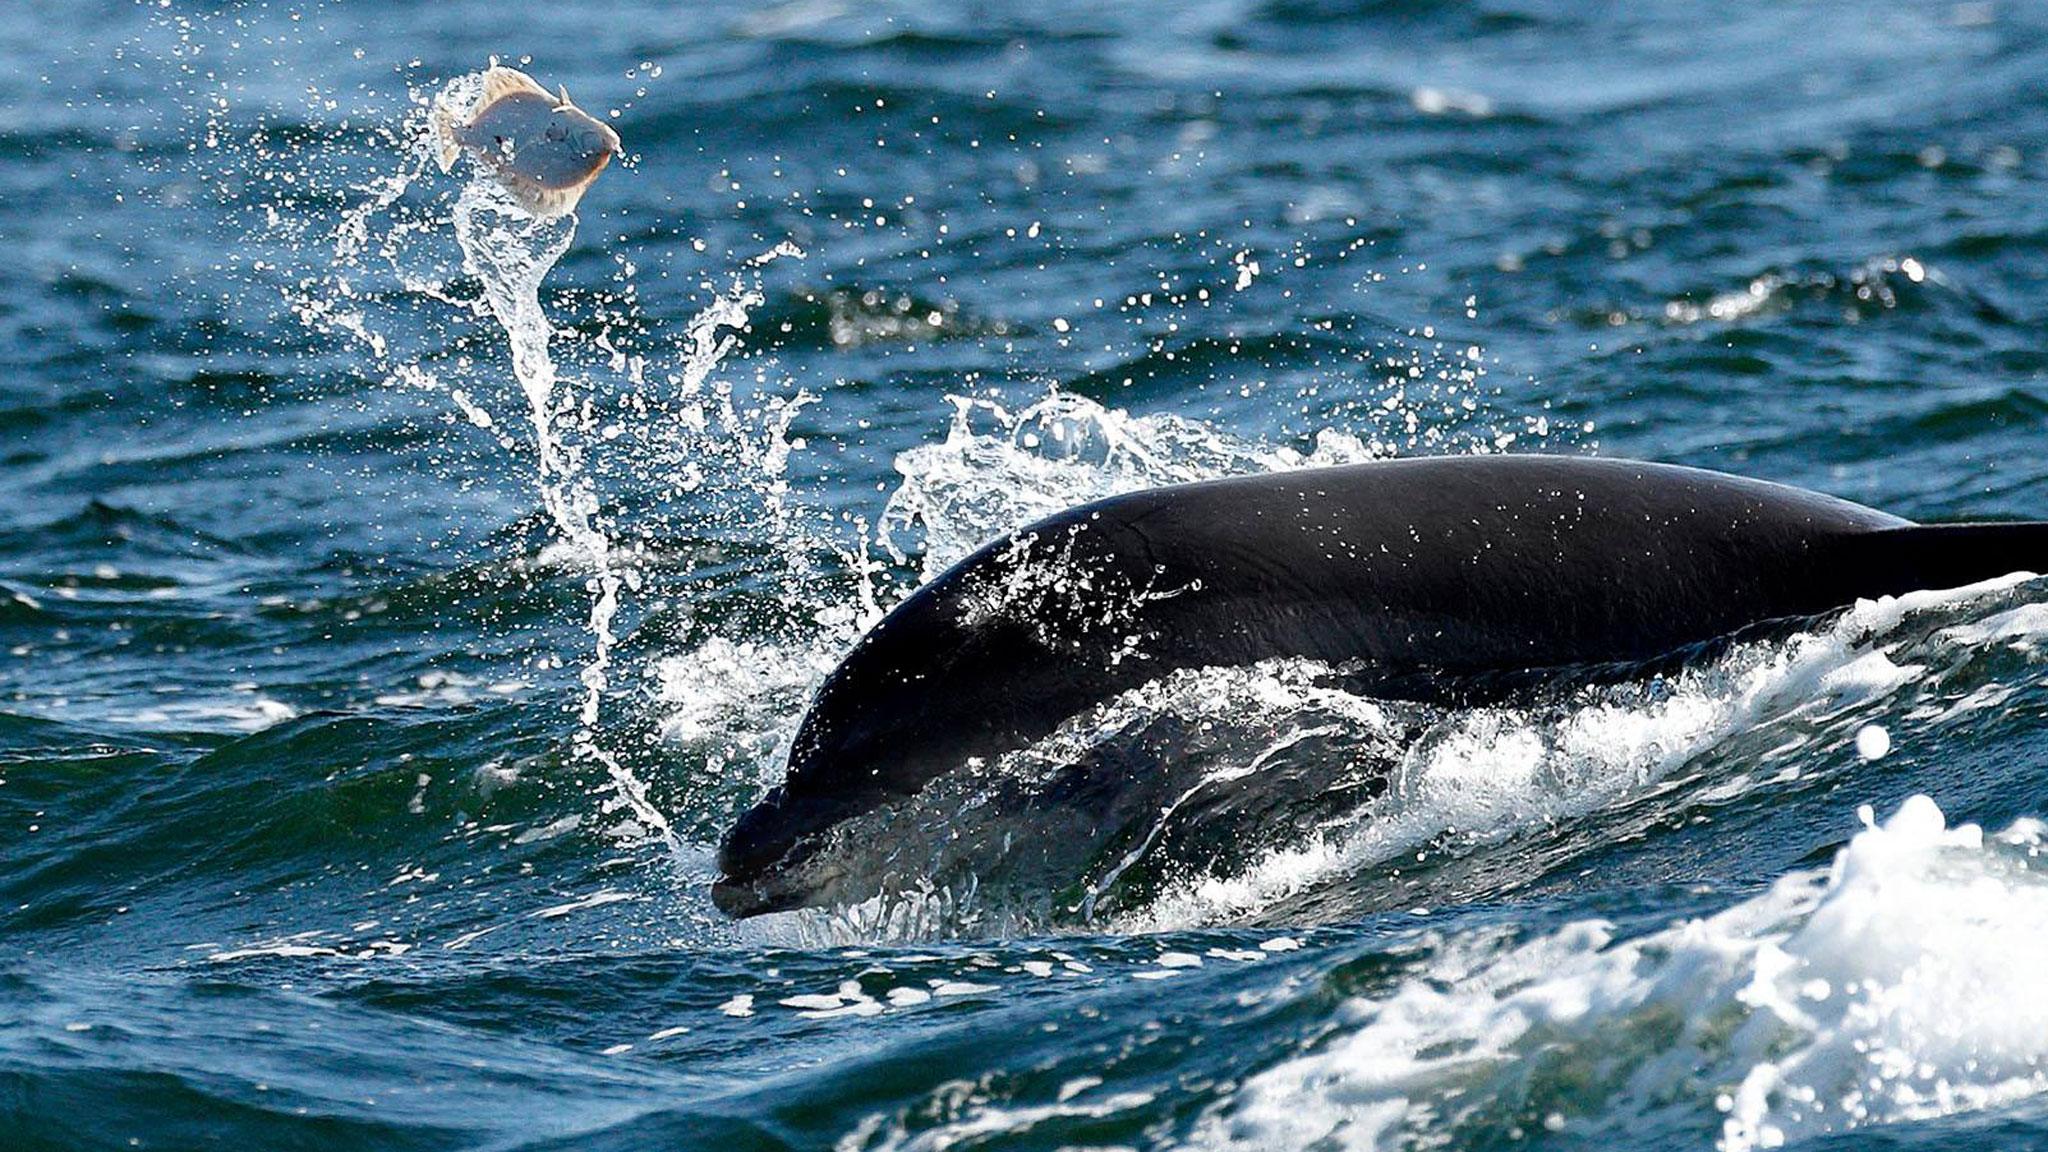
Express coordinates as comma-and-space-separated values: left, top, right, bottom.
448, 172, 674, 849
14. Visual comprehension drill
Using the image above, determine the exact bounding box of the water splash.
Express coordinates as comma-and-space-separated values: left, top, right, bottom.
277, 68, 808, 851
1191, 794, 2048, 1151
416, 74, 676, 848
879, 390, 1385, 579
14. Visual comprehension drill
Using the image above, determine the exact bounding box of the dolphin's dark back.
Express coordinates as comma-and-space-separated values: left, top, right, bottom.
715, 456, 2048, 915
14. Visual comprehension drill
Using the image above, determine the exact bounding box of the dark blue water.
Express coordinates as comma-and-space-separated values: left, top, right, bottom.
9, 1, 2048, 1148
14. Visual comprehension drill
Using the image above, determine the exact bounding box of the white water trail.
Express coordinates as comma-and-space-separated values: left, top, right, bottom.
436, 138, 807, 854
447, 182, 679, 851
450, 187, 610, 724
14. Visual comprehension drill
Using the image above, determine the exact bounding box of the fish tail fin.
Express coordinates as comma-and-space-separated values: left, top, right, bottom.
430, 100, 463, 174
1839, 522, 2048, 597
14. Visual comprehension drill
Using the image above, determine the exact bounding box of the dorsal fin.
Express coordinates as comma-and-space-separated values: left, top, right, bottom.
556, 84, 573, 110
479, 66, 551, 105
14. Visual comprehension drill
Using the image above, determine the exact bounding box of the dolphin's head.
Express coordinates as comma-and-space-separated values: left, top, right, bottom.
708, 523, 1140, 918
712, 784, 868, 917
711, 604, 955, 918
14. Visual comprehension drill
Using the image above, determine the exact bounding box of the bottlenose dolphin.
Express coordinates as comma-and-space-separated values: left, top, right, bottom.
715, 455, 2048, 916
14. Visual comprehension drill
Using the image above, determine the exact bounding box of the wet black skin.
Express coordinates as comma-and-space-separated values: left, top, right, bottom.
715, 455, 2048, 916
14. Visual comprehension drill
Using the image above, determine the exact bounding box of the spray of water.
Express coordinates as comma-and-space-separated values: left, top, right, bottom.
277, 68, 810, 852
446, 176, 679, 848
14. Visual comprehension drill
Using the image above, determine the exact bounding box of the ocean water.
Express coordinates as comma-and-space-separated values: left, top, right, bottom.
7, 0, 2048, 1148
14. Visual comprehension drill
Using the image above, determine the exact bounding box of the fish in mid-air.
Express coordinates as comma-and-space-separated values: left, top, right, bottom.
434, 66, 622, 217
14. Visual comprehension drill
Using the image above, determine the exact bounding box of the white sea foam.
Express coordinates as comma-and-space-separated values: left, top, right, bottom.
1119, 576, 2028, 933
1193, 793, 2048, 1150
653, 635, 841, 787
112, 691, 298, 733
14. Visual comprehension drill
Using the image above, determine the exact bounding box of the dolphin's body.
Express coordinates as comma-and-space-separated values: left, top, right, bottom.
714, 455, 2048, 916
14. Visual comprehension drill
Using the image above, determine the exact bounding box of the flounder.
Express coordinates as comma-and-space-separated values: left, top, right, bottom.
434, 66, 622, 218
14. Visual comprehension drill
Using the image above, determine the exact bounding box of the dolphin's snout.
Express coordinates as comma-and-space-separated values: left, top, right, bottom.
713, 787, 866, 916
